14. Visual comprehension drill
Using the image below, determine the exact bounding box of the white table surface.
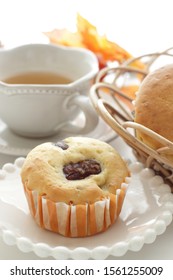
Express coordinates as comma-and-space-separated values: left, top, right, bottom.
0, 135, 173, 260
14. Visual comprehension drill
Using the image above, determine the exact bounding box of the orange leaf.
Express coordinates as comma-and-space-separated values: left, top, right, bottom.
44, 28, 84, 47
77, 14, 131, 63
44, 14, 145, 70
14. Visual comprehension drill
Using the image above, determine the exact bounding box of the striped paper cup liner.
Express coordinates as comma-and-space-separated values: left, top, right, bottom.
23, 182, 128, 238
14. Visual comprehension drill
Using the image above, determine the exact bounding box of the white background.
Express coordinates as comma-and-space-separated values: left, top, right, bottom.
0, 0, 173, 56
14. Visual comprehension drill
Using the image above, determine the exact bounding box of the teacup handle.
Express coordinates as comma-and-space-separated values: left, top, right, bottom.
58, 93, 99, 134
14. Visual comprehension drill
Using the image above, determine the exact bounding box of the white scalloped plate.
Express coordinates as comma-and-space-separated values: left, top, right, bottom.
0, 158, 173, 260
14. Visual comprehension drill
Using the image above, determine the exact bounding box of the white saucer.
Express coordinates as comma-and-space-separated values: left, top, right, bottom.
0, 116, 117, 156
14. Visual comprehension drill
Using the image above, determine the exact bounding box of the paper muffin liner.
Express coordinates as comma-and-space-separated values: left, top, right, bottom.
23, 183, 128, 237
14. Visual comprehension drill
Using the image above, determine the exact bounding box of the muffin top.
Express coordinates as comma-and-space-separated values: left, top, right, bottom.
134, 64, 173, 149
21, 136, 129, 204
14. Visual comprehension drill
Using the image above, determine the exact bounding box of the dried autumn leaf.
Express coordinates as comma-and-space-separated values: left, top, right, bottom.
45, 14, 145, 70
44, 14, 146, 101
44, 28, 84, 48
77, 14, 130, 62
76, 14, 145, 70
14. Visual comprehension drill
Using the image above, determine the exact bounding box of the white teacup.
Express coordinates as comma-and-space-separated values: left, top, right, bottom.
0, 43, 99, 138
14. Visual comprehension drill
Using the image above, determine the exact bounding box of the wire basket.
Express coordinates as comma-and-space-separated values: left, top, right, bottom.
90, 47, 173, 191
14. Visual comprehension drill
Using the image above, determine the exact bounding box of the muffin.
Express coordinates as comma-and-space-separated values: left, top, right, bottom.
21, 136, 129, 237
134, 64, 173, 153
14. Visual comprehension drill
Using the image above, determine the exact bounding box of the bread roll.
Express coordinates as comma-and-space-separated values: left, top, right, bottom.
134, 64, 173, 151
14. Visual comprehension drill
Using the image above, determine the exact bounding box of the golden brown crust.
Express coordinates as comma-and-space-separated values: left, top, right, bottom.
134, 64, 173, 149
21, 137, 129, 205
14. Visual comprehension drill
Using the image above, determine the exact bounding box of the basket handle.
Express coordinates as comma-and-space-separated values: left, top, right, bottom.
123, 121, 173, 151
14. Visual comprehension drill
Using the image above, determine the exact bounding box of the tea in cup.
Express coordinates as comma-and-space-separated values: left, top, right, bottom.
0, 43, 99, 138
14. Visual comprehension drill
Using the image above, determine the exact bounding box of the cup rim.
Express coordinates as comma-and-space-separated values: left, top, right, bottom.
0, 43, 99, 89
